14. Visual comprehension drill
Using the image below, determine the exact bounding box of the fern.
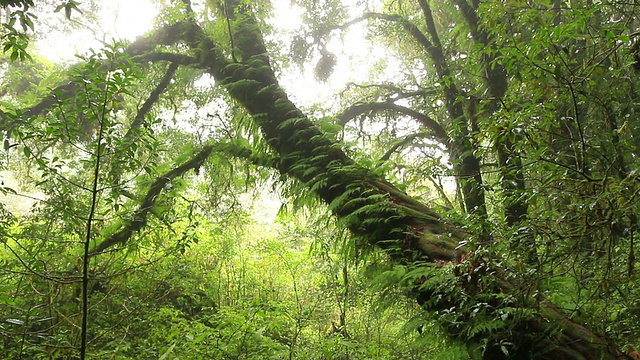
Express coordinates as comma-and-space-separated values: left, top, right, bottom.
226, 78, 261, 93
275, 116, 305, 129
370, 265, 408, 289
431, 342, 472, 360
468, 319, 506, 338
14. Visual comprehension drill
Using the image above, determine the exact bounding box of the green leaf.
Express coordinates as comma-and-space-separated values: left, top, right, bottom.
158, 343, 176, 360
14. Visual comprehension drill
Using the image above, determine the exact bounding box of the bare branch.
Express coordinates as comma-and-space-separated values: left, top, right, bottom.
377, 132, 434, 163
129, 62, 179, 136
314, 12, 437, 59
336, 101, 449, 143
343, 82, 438, 101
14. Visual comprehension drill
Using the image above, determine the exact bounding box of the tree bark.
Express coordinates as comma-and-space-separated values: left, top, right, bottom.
455, 0, 529, 228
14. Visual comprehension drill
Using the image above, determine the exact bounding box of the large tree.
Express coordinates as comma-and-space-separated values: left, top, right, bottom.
2, 0, 640, 359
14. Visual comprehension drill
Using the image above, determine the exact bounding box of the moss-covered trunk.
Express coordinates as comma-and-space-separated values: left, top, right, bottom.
122, 3, 626, 358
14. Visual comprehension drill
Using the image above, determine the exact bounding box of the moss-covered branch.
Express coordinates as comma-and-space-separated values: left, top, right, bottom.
173, 7, 464, 262
91, 145, 214, 255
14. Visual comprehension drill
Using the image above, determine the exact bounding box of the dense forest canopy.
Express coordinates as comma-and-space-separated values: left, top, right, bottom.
2, 0, 640, 359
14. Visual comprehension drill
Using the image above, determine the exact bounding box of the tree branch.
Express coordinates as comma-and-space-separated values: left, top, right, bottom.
314, 12, 439, 64
347, 83, 438, 101
418, 0, 444, 51
92, 139, 279, 256
1, 22, 196, 138
377, 132, 434, 163
109, 61, 181, 187
91, 145, 214, 255
129, 62, 179, 136
336, 101, 449, 143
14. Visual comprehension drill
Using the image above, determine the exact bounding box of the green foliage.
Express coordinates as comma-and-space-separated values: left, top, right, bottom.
53, 0, 82, 20
2, 0, 640, 358
1, 0, 34, 61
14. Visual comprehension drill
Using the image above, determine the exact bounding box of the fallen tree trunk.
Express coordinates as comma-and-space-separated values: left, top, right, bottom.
164, 3, 629, 358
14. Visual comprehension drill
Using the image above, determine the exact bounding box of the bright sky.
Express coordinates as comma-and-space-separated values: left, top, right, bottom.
33, 0, 391, 109
35, 0, 158, 62
269, 0, 392, 108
